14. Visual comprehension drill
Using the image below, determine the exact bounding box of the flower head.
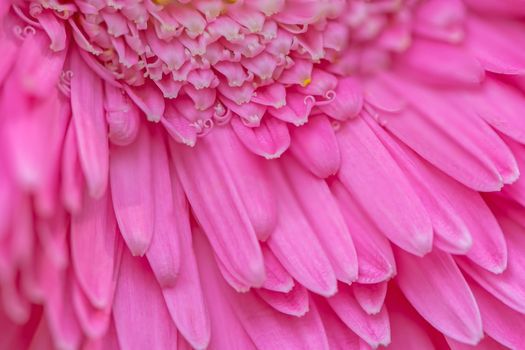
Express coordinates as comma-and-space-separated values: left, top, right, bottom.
1, 0, 525, 349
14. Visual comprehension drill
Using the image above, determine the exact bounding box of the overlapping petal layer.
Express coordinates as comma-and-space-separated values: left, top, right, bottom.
1, 0, 525, 349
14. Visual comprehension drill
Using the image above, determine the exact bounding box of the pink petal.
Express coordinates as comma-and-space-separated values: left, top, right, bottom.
161, 104, 197, 147
394, 248, 483, 344
104, 83, 140, 147
337, 117, 433, 256
373, 73, 519, 191
145, 134, 181, 288
169, 139, 265, 288
459, 77, 525, 144
110, 126, 154, 257
502, 137, 525, 206
204, 126, 277, 240
70, 48, 109, 199
289, 115, 341, 178
465, 15, 525, 74
280, 155, 358, 283
266, 161, 337, 297
467, 278, 525, 349
124, 81, 165, 122
161, 171, 210, 350
43, 267, 82, 350
447, 336, 507, 350
353, 282, 388, 316
387, 312, 436, 350
113, 251, 178, 350
397, 37, 484, 85
315, 297, 361, 350
369, 121, 473, 254
196, 231, 332, 350
332, 180, 397, 284
370, 120, 507, 270
231, 116, 291, 159
71, 278, 114, 339
261, 245, 295, 293
60, 122, 84, 214
71, 190, 117, 309
318, 77, 363, 120
458, 214, 525, 314
192, 230, 257, 350
82, 320, 121, 350
327, 283, 391, 348
15, 30, 67, 98
256, 284, 309, 317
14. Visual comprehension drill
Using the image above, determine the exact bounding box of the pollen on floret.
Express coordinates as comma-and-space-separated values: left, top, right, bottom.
301, 77, 312, 87
153, 0, 174, 6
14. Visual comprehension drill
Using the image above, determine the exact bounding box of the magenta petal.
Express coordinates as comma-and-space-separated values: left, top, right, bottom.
71, 190, 117, 310
145, 134, 181, 288
327, 283, 391, 348
394, 248, 483, 345
169, 139, 266, 288
70, 49, 109, 199
113, 251, 178, 350
337, 117, 433, 256
289, 115, 341, 178
110, 127, 154, 257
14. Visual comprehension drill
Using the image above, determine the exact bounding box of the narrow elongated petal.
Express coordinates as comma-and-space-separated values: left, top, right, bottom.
465, 15, 525, 74
387, 312, 435, 350
318, 77, 363, 120
458, 215, 525, 313
256, 284, 309, 317
261, 245, 294, 293
394, 248, 483, 344
110, 127, 154, 256
353, 282, 388, 316
372, 74, 519, 191
368, 120, 472, 254
71, 279, 113, 339
289, 115, 341, 178
145, 135, 181, 288
370, 120, 507, 270
82, 321, 120, 350
281, 155, 358, 283
337, 117, 433, 256
169, 139, 265, 288
113, 251, 178, 350
71, 190, 117, 309
43, 267, 82, 350
266, 161, 337, 297
315, 298, 361, 350
327, 283, 391, 348
15, 30, 67, 98
205, 126, 277, 240
398, 37, 483, 85
332, 180, 396, 284
124, 82, 165, 122
70, 49, 109, 199
468, 278, 525, 349
231, 116, 291, 159
195, 231, 331, 350
458, 77, 525, 144
162, 170, 210, 350
447, 336, 507, 350
192, 231, 257, 350
60, 123, 84, 214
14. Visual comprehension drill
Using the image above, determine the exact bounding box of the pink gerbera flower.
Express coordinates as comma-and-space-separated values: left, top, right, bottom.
2, 0, 525, 348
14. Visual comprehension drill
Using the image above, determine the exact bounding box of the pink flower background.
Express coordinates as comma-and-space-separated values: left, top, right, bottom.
1, 0, 525, 349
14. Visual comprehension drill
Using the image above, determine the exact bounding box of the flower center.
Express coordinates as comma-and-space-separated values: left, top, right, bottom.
13, 0, 419, 136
